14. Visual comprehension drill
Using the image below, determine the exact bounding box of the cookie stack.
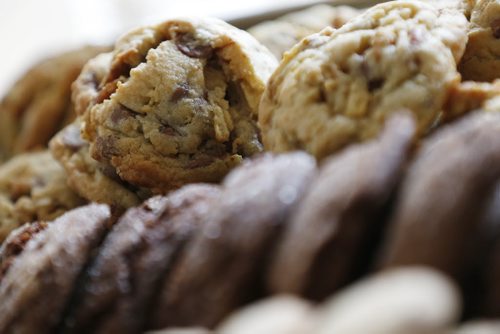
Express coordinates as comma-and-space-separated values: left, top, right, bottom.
0, 0, 499, 333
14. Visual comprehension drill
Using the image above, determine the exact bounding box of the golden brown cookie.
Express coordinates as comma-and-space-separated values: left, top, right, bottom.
259, 0, 468, 161
459, 0, 500, 82
248, 5, 361, 59
0, 46, 109, 161
74, 17, 277, 194
0, 150, 86, 242
50, 121, 141, 210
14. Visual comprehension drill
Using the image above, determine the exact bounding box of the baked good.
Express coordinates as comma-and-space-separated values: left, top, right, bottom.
459, 0, 500, 81
0, 150, 86, 242
50, 120, 142, 210
0, 204, 111, 334
150, 152, 316, 329
316, 267, 461, 334
217, 296, 315, 334
248, 5, 361, 59
61, 184, 221, 334
72, 17, 277, 194
259, 0, 468, 160
380, 111, 500, 279
0, 46, 109, 161
268, 113, 415, 300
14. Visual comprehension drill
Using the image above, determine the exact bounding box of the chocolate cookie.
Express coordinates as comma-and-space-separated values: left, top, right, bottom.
259, 0, 468, 160
458, 0, 500, 82
268, 113, 415, 300
0, 150, 86, 242
248, 4, 361, 59
0, 204, 111, 334
0, 45, 108, 161
380, 111, 500, 279
60, 184, 221, 334
150, 152, 317, 329
74, 17, 277, 194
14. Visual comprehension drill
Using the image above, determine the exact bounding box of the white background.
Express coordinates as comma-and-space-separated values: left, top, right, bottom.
0, 0, 319, 96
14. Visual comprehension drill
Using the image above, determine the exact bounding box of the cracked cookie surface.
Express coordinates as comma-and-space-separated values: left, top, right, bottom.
75, 17, 277, 194
259, 0, 468, 160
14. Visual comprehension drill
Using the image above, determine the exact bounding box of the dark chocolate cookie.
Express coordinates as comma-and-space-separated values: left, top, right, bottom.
267, 113, 415, 300
150, 152, 317, 329
0, 204, 111, 334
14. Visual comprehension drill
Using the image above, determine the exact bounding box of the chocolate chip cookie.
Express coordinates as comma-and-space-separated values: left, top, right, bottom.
0, 150, 86, 242
248, 4, 361, 59
0, 204, 111, 334
259, 0, 468, 160
75, 17, 277, 194
0, 45, 109, 161
50, 121, 142, 210
459, 0, 500, 81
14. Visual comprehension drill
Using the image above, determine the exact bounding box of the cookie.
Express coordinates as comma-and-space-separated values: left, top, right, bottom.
217, 296, 315, 334
316, 267, 461, 334
0, 150, 86, 242
444, 80, 500, 120
267, 113, 415, 301
60, 184, 221, 334
0, 204, 111, 334
248, 5, 361, 59
0, 45, 109, 161
259, 0, 468, 160
150, 152, 316, 329
50, 121, 142, 210
74, 17, 277, 194
380, 112, 500, 280
458, 0, 500, 82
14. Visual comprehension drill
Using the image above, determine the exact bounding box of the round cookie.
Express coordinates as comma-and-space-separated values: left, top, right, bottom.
60, 184, 221, 334
259, 0, 468, 160
0, 204, 111, 334
267, 113, 415, 301
248, 5, 361, 59
150, 152, 317, 329
50, 121, 142, 210
380, 112, 500, 280
316, 267, 461, 334
0, 150, 86, 242
459, 0, 500, 82
0, 45, 109, 161
76, 17, 278, 193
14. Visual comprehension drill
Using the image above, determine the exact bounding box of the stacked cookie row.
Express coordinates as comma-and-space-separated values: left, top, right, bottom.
1, 110, 500, 334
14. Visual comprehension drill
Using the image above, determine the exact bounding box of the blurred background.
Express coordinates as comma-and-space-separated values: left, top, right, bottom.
0, 0, 322, 96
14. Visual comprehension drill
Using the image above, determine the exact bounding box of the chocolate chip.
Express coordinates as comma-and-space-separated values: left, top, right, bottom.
159, 124, 178, 136
176, 34, 213, 58
171, 83, 190, 102
110, 105, 133, 124
491, 19, 500, 39
186, 155, 215, 169
94, 136, 119, 160
368, 78, 385, 92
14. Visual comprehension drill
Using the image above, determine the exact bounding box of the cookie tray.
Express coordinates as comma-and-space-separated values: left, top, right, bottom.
228, 0, 384, 29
